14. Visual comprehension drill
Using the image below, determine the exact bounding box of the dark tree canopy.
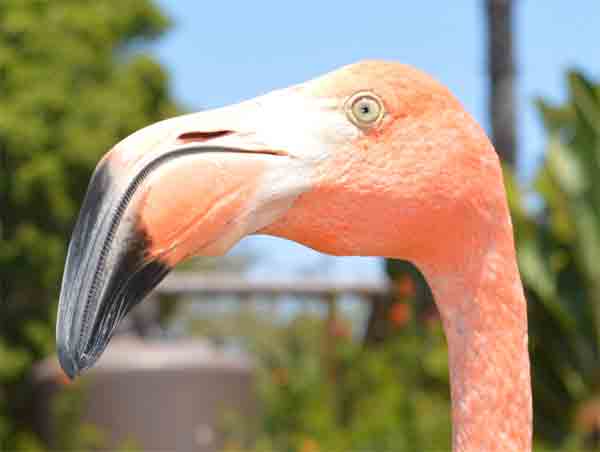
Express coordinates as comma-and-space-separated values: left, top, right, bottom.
0, 1, 178, 447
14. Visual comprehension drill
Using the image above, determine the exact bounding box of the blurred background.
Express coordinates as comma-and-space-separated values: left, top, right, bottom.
1, 0, 600, 450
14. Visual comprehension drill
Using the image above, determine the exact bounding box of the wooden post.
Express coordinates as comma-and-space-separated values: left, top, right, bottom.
364, 294, 392, 346
323, 292, 338, 383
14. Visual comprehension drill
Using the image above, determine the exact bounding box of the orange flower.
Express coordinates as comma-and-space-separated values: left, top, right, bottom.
56, 368, 73, 386
329, 319, 351, 339
389, 302, 411, 327
576, 398, 600, 436
301, 438, 320, 452
395, 274, 416, 298
272, 367, 289, 385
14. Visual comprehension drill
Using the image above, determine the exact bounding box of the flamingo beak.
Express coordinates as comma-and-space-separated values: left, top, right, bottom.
55, 94, 332, 378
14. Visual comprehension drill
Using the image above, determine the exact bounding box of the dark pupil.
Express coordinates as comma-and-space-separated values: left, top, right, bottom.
360, 103, 370, 115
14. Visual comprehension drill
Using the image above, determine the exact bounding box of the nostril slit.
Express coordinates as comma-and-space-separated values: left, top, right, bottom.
177, 130, 233, 144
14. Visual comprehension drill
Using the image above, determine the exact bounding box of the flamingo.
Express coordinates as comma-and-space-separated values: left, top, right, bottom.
56, 60, 532, 451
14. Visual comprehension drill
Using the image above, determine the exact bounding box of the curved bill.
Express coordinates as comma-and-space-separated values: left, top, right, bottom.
56, 156, 170, 378
56, 101, 319, 378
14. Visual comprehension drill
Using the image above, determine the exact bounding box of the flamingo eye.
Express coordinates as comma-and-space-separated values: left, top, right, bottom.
345, 92, 384, 128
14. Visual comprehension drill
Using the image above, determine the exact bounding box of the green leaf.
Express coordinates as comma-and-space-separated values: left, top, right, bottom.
568, 70, 600, 137
546, 136, 587, 197
517, 239, 575, 329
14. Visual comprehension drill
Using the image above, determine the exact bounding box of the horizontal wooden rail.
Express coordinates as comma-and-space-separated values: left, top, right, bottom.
156, 273, 390, 298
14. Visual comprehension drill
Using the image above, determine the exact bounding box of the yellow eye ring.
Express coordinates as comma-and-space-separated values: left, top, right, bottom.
345, 91, 385, 129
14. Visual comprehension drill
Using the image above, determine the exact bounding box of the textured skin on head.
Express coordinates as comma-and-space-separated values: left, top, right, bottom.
307, 60, 460, 118
267, 60, 502, 267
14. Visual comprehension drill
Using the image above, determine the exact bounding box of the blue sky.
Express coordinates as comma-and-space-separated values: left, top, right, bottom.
151, 1, 600, 281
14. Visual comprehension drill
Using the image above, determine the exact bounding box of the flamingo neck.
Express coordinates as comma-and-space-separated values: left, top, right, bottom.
418, 207, 532, 452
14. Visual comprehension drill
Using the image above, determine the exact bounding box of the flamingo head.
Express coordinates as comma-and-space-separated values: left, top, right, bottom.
57, 60, 501, 377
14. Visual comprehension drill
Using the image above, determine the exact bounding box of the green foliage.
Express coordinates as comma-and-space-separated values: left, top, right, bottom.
0, 0, 178, 448
51, 381, 107, 450
50, 380, 142, 451
193, 307, 452, 452
504, 70, 600, 449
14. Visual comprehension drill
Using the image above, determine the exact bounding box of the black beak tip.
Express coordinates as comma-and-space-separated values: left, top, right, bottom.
57, 343, 80, 380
